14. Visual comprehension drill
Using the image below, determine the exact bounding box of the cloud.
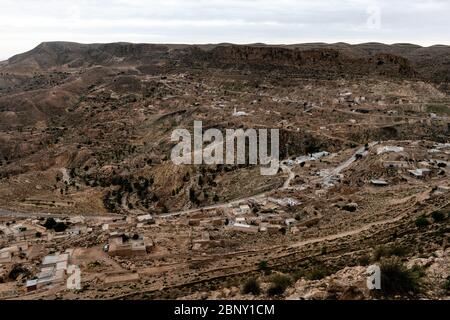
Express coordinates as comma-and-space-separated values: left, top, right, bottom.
0, 0, 449, 59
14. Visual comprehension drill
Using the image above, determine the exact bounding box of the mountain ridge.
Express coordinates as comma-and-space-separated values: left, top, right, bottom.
2, 41, 449, 84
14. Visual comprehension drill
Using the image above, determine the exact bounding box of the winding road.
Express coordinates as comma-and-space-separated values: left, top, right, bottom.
1, 143, 376, 220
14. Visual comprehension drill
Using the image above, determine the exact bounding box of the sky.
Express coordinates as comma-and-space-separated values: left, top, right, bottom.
0, 0, 449, 60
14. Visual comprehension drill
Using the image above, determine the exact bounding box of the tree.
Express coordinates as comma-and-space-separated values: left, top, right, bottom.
53, 222, 68, 232
431, 211, 446, 222
189, 189, 197, 203
43, 218, 57, 230
415, 216, 430, 228
258, 260, 270, 274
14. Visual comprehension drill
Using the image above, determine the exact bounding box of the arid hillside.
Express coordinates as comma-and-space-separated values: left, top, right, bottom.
0, 42, 448, 217
0, 42, 449, 301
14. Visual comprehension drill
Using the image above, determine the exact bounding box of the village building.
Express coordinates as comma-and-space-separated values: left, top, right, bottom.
377, 146, 404, 155
382, 161, 410, 168
408, 168, 432, 179
26, 251, 72, 292
107, 234, 153, 257
229, 222, 259, 233
136, 214, 155, 225
370, 179, 389, 186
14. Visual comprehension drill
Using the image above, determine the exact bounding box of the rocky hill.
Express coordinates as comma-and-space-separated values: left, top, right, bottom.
0, 42, 448, 217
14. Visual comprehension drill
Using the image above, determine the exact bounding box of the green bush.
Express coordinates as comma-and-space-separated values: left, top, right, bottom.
267, 274, 292, 296
242, 277, 261, 295
306, 266, 330, 280
43, 218, 57, 230
380, 258, 421, 296
357, 255, 370, 266
53, 222, 68, 232
291, 270, 305, 281
258, 260, 269, 271
389, 245, 409, 257
431, 211, 446, 223
373, 244, 410, 261
415, 216, 430, 228
444, 277, 450, 293
373, 246, 388, 261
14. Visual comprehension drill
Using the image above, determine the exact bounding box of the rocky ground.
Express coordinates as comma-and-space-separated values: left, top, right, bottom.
0, 42, 449, 300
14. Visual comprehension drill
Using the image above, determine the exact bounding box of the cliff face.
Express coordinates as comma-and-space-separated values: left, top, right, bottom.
0, 42, 425, 79
5, 42, 171, 71
182, 45, 417, 80
208, 46, 342, 66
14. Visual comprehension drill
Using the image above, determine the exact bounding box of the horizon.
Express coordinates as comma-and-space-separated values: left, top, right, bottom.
2, 40, 450, 62
1, 0, 450, 60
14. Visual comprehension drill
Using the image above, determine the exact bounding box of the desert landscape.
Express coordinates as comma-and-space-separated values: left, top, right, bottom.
0, 41, 449, 300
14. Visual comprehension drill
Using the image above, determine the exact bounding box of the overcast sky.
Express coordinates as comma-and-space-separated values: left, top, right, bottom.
0, 0, 449, 60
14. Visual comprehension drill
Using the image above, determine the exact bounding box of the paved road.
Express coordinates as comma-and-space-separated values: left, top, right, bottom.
1, 143, 376, 220
162, 143, 376, 217
321, 141, 378, 187
0, 208, 119, 220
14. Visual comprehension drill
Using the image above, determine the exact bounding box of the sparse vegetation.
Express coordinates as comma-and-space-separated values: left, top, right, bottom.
267, 274, 292, 296
444, 277, 450, 293
43, 218, 57, 230
379, 258, 422, 296
431, 210, 446, 222
258, 260, 270, 274
53, 222, 68, 232
1, 40, 450, 301
415, 216, 430, 228
242, 277, 261, 295
426, 103, 450, 116
373, 244, 410, 261
305, 266, 331, 281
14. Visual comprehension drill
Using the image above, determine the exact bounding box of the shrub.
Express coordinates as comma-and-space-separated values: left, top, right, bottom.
357, 255, 370, 266
373, 246, 387, 261
444, 277, 450, 293
267, 274, 292, 296
258, 260, 269, 271
379, 258, 421, 296
43, 218, 57, 230
242, 277, 261, 295
305, 266, 330, 280
373, 244, 409, 261
53, 222, 68, 232
415, 216, 430, 228
388, 245, 409, 257
291, 270, 305, 281
431, 211, 446, 223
